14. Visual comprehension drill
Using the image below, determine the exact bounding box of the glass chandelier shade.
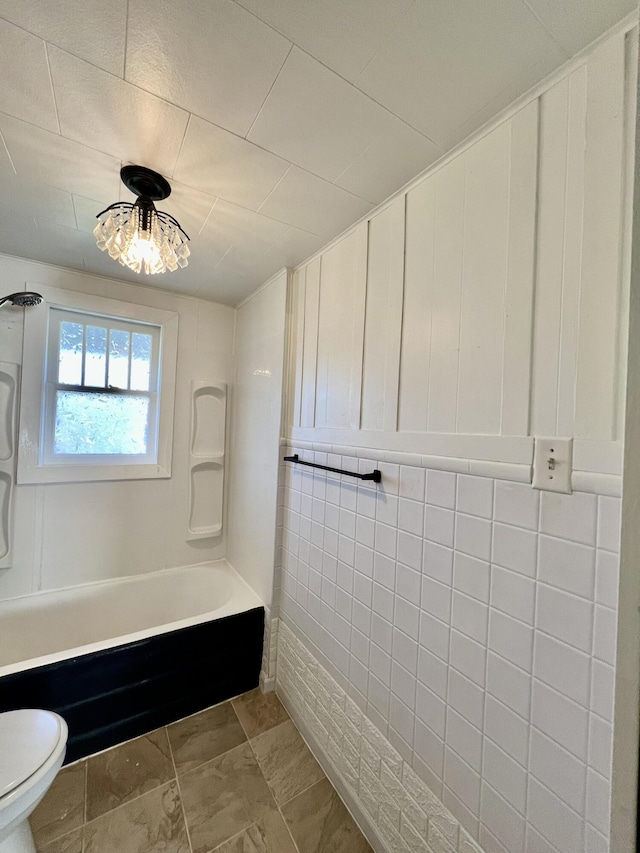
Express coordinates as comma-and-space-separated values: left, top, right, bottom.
94, 166, 190, 275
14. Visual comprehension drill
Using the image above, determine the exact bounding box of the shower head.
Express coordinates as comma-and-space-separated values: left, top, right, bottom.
0, 291, 43, 308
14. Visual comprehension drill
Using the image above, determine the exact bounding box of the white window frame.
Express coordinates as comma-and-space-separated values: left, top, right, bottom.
17, 285, 179, 484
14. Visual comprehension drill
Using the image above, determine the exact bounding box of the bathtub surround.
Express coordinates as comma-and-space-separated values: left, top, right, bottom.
29, 689, 372, 853
0, 254, 235, 601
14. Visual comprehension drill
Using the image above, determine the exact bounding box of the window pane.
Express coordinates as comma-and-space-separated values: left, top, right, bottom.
53, 391, 150, 455
58, 321, 83, 385
108, 329, 130, 389
130, 332, 152, 391
84, 325, 107, 387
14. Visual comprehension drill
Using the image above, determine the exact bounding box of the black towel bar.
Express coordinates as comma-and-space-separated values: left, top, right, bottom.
283, 454, 381, 483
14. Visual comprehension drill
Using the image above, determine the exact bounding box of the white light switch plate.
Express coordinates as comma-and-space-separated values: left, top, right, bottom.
532, 437, 573, 493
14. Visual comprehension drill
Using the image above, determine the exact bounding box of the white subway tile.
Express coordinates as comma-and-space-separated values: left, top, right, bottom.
397, 561, 422, 603
378, 462, 400, 495
586, 769, 610, 836
417, 646, 448, 698
455, 514, 492, 561
374, 552, 396, 591
597, 496, 621, 553
419, 611, 450, 662
414, 717, 445, 778
536, 584, 593, 653
396, 597, 420, 641
393, 629, 419, 676
389, 695, 416, 752
479, 826, 510, 853
375, 522, 398, 559
453, 552, 490, 602
493, 481, 539, 531
416, 681, 446, 737
400, 465, 426, 501
369, 672, 390, 717
426, 470, 456, 509
529, 728, 586, 813
595, 549, 619, 609
490, 567, 535, 625
533, 631, 590, 706
450, 630, 486, 688
421, 577, 452, 623
378, 493, 399, 527
425, 505, 455, 548
487, 652, 531, 719
372, 612, 393, 653
492, 523, 537, 577
539, 491, 598, 546
524, 826, 560, 853
452, 591, 489, 645
481, 778, 527, 851
355, 542, 374, 577
488, 610, 533, 672
356, 514, 375, 547
398, 530, 423, 570
484, 695, 529, 767
370, 642, 392, 685
399, 497, 424, 535
423, 541, 454, 585
593, 604, 617, 665
537, 535, 596, 600
446, 708, 482, 771
588, 713, 613, 779
457, 475, 494, 519
444, 748, 480, 817
531, 679, 588, 760
526, 778, 583, 853
448, 669, 485, 730
590, 660, 615, 721
584, 824, 608, 853
442, 786, 478, 840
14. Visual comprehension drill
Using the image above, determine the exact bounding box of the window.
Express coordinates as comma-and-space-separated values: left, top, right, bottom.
18, 286, 178, 484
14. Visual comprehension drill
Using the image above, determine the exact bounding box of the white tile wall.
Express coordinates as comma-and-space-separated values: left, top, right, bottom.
276, 448, 619, 853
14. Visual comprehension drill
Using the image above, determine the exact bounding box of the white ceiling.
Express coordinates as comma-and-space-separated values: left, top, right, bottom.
0, 0, 633, 305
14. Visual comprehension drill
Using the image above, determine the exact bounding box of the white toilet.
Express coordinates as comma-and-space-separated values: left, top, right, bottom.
0, 710, 68, 853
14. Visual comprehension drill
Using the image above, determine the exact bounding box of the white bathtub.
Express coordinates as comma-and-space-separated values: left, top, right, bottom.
0, 559, 263, 678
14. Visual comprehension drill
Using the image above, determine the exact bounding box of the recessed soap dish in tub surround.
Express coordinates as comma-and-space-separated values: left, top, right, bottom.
187, 381, 226, 539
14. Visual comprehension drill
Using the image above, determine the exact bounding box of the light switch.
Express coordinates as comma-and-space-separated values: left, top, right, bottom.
532, 437, 572, 494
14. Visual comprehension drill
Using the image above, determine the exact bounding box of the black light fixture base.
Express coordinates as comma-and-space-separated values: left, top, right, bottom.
120, 165, 171, 201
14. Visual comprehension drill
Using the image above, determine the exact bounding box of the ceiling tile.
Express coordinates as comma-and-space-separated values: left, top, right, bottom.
0, 18, 58, 132
72, 195, 107, 234
234, 0, 413, 82
267, 227, 326, 268
174, 115, 289, 209
126, 0, 291, 137
2, 176, 77, 229
0, 0, 127, 75
335, 117, 443, 204
201, 198, 289, 253
522, 0, 635, 55
248, 48, 397, 182
206, 248, 285, 303
259, 167, 372, 238
48, 47, 189, 177
355, 0, 567, 143
0, 114, 121, 200
120, 178, 218, 241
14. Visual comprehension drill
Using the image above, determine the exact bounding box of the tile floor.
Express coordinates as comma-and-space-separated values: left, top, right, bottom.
29, 689, 373, 853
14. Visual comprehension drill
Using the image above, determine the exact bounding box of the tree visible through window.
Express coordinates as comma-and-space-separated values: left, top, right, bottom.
44, 308, 162, 463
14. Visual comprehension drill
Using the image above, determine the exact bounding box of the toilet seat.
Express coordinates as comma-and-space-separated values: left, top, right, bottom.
0, 711, 63, 799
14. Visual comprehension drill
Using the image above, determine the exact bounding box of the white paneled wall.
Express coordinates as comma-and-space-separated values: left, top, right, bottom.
287, 28, 634, 482
273, 23, 635, 853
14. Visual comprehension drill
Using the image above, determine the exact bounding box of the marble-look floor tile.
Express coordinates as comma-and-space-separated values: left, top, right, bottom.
86, 728, 174, 821
232, 688, 289, 739
180, 742, 276, 853
168, 701, 247, 774
282, 778, 373, 853
251, 719, 325, 805
213, 810, 298, 852
30, 762, 86, 848
37, 826, 83, 853
83, 781, 189, 853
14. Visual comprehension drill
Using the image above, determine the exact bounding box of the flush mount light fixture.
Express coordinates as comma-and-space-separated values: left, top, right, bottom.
94, 165, 190, 275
